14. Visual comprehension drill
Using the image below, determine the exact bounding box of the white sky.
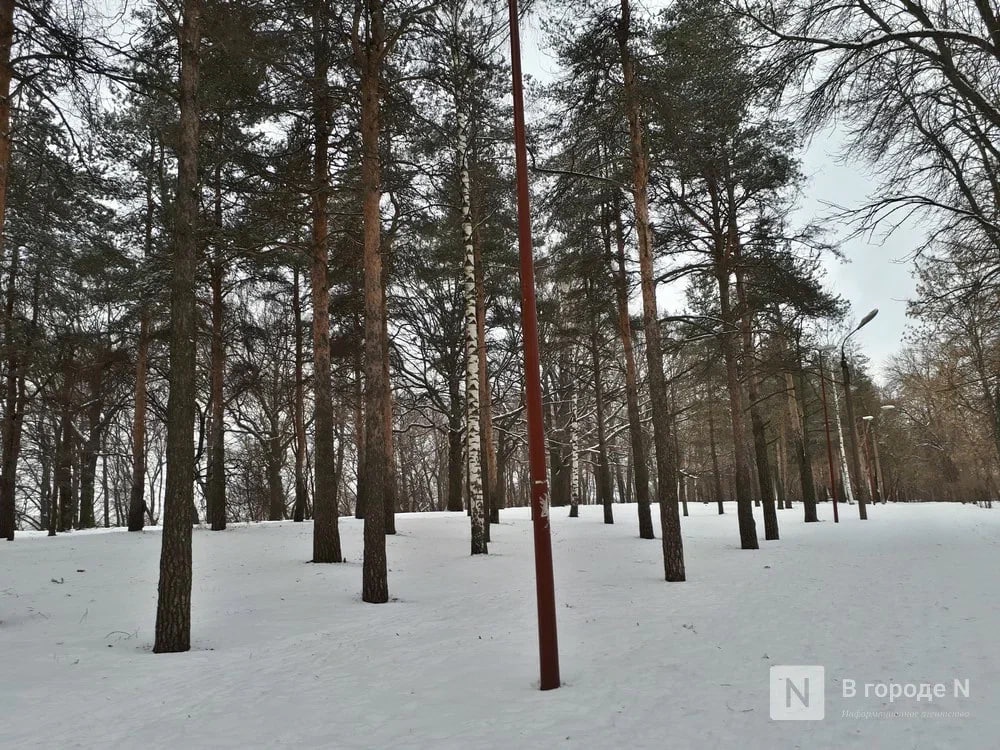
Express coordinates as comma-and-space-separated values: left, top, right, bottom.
517, 8, 919, 383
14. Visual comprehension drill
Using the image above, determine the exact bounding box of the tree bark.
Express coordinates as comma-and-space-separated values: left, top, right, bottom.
0, 0, 14, 538
617, 0, 685, 580
787, 365, 818, 521
710, 175, 758, 549
128, 308, 150, 531
568, 381, 579, 518
611, 208, 653, 538
128, 138, 156, 532
310, 0, 343, 563
353, 352, 365, 518
0, 0, 14, 265
457, 107, 486, 554
77, 369, 104, 530
206, 259, 226, 531
590, 315, 614, 524
470, 164, 499, 526
354, 0, 389, 602
708, 398, 725, 514
153, 0, 201, 654
0, 241, 20, 539
292, 266, 307, 522
446, 379, 464, 511
267, 420, 285, 521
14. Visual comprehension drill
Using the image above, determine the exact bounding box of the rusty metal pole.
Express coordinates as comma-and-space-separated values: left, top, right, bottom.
507, 0, 560, 690
818, 351, 839, 523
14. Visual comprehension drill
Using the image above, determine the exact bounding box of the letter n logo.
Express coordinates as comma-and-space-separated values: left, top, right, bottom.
770, 666, 825, 720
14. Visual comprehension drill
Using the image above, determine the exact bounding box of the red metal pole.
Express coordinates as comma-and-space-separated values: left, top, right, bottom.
818, 351, 839, 523
507, 0, 560, 690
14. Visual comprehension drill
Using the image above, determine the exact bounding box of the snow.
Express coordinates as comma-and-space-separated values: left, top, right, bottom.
3, 502, 998, 749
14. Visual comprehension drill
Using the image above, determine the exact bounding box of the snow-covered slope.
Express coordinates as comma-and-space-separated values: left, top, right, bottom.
2, 502, 997, 749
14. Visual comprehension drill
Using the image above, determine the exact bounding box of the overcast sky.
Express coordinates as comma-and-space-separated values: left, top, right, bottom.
516, 10, 919, 383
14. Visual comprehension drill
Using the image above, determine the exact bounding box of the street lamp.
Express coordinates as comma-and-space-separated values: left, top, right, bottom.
840, 309, 878, 520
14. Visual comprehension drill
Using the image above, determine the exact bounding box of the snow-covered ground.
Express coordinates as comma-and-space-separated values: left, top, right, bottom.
2, 501, 997, 749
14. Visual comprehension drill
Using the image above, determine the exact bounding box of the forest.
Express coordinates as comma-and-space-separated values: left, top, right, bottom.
1, 0, 999, 657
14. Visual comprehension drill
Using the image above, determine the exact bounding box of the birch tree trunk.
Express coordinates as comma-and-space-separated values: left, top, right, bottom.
831, 367, 855, 504
617, 0, 685, 580
457, 108, 487, 554
471, 164, 499, 525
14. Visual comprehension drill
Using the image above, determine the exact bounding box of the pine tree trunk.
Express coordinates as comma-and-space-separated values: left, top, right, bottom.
128, 310, 149, 531
747, 375, 777, 539
39, 433, 51, 532
355, 0, 389, 602
382, 380, 396, 535
0, 0, 14, 266
310, 0, 343, 563
56, 363, 75, 533
670, 385, 688, 518
207, 260, 227, 531
153, 0, 201, 654
617, 0, 684, 580
0, 242, 20, 539
715, 260, 758, 548
612, 208, 653, 538
48, 421, 58, 536
495, 430, 508, 512
353, 353, 365, 518
708, 400, 725, 514
590, 319, 614, 524
267, 425, 285, 521
77, 384, 103, 530
101, 433, 109, 527
787, 367, 818, 521
568, 381, 579, 518
773, 438, 787, 511
128, 141, 156, 532
0, 7, 17, 543
292, 267, 307, 523
731, 205, 775, 540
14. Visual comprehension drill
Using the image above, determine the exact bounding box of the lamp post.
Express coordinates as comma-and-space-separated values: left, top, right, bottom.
840, 309, 878, 520
507, 0, 560, 691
